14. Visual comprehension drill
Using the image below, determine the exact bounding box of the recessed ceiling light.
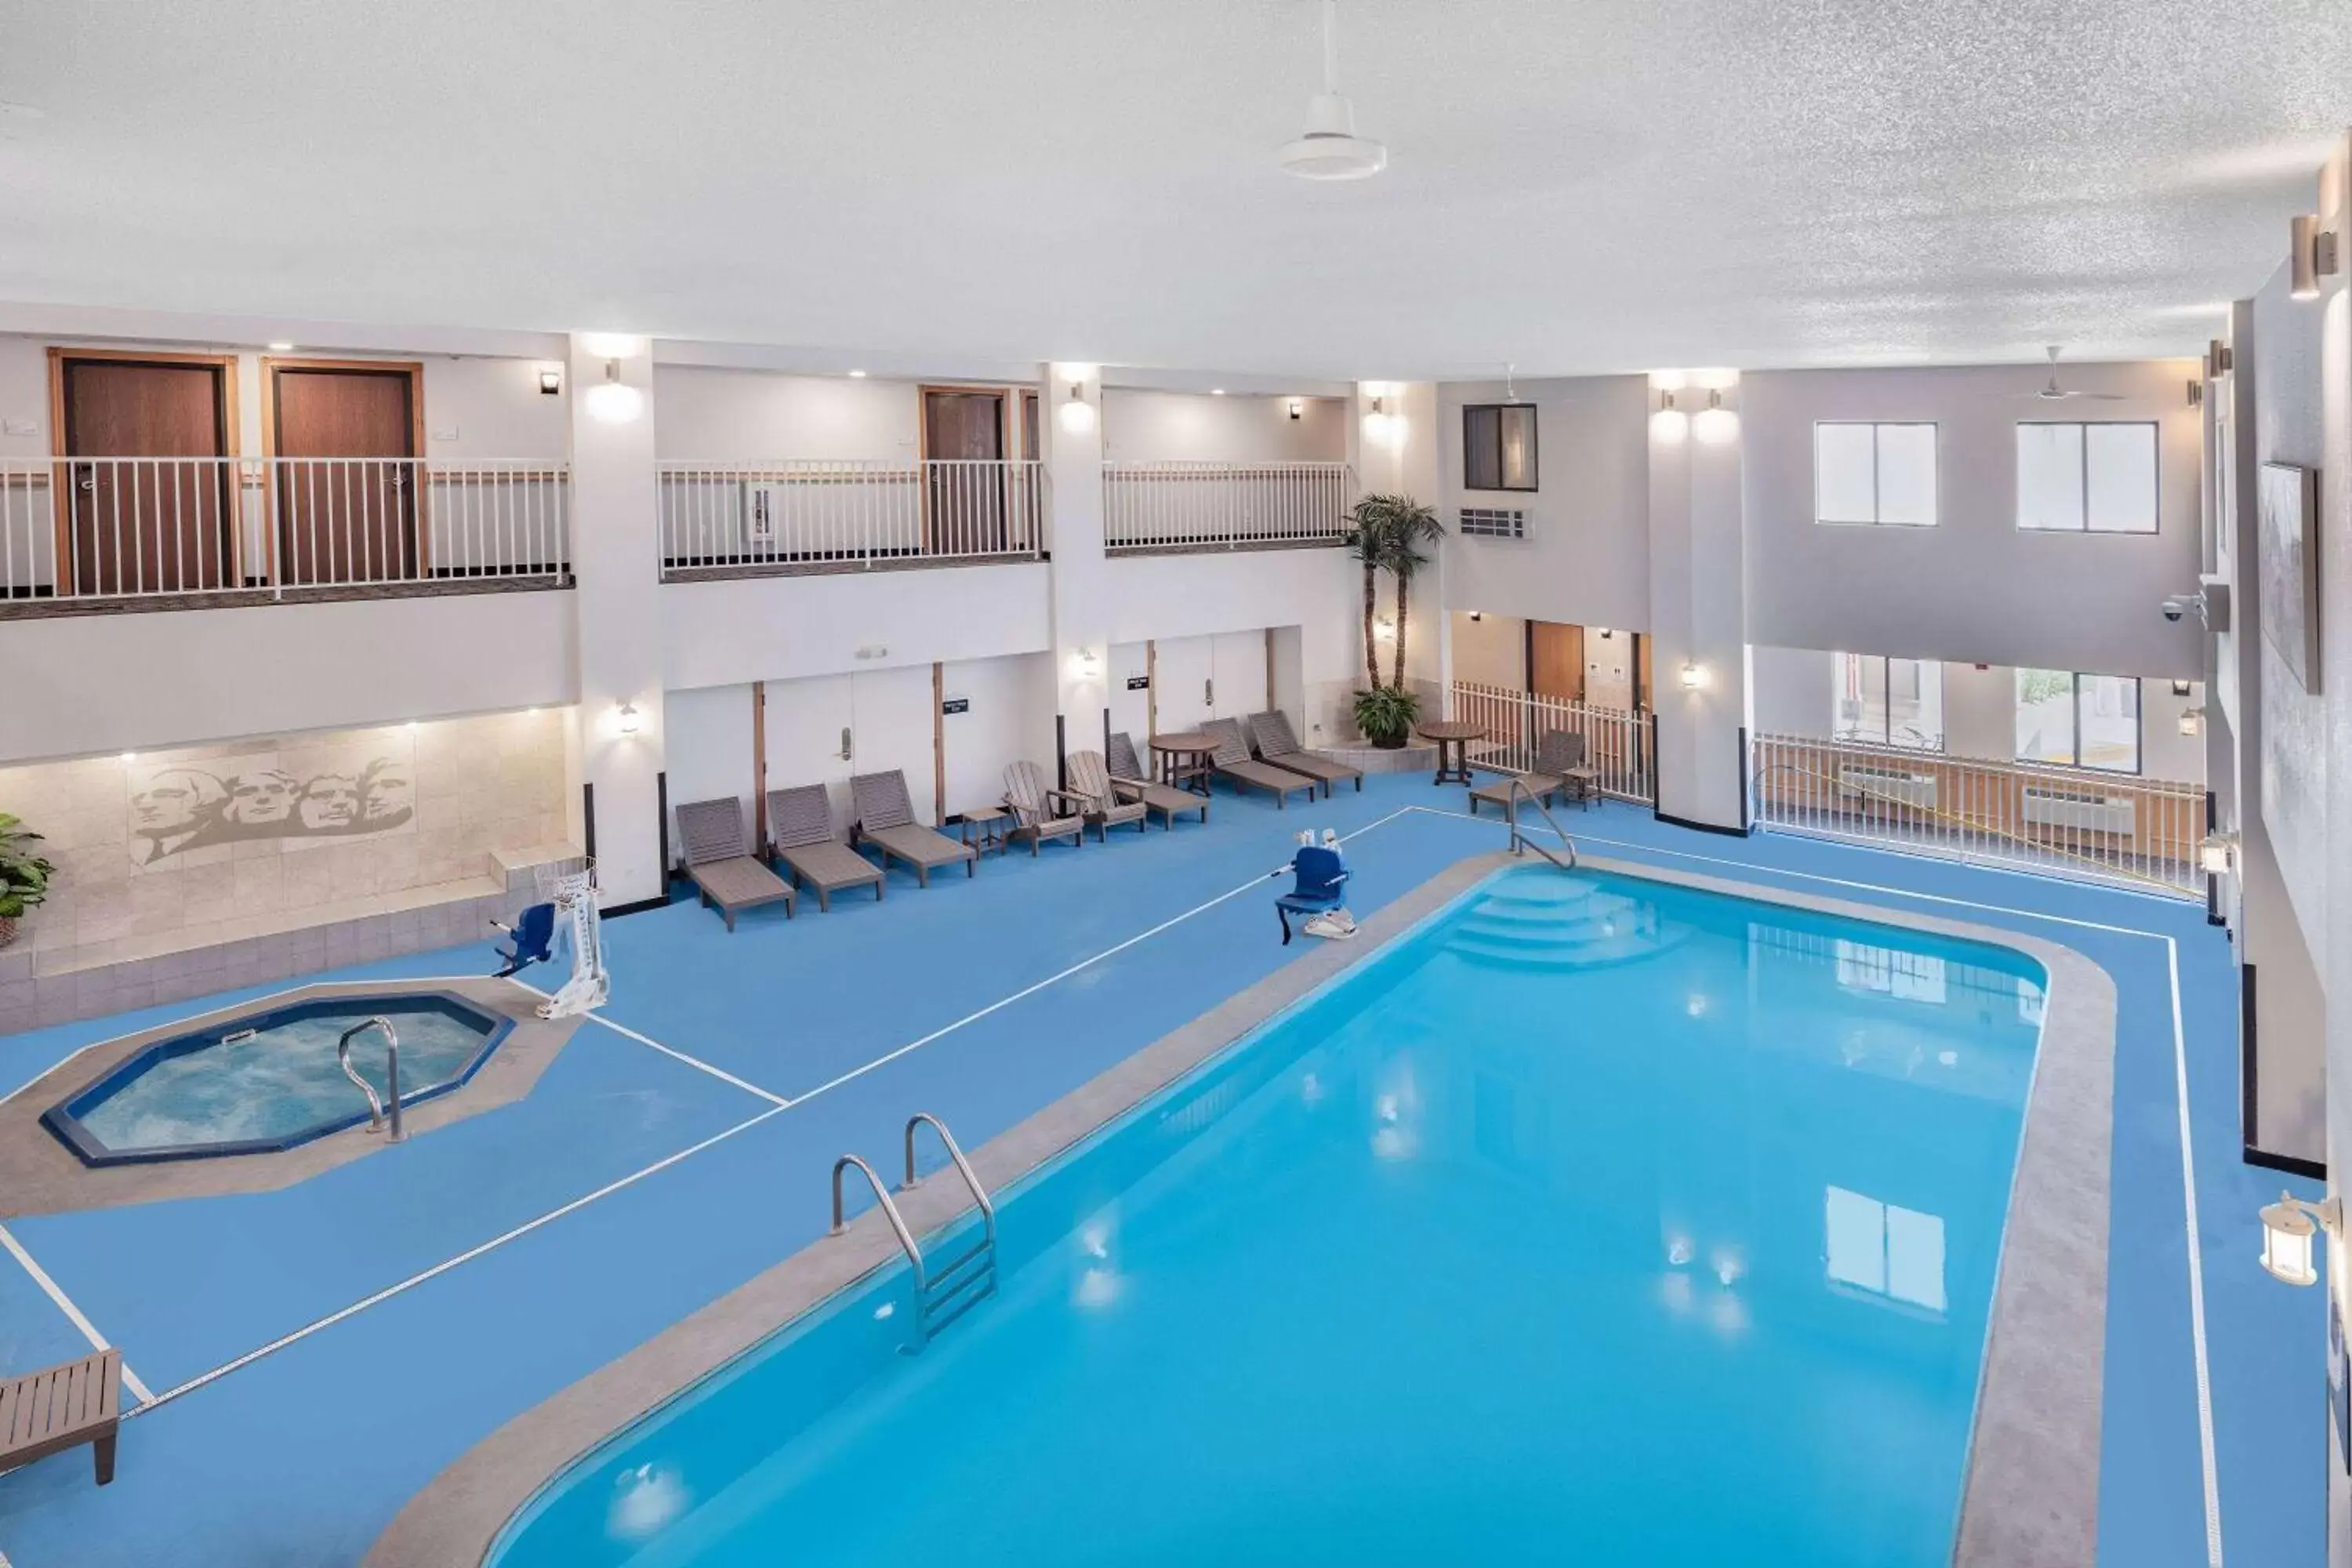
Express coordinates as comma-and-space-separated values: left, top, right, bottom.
848, 368, 867, 378
267, 342, 294, 352
1210, 388, 1226, 396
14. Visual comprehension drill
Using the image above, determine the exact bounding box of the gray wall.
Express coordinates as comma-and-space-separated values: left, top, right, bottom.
1741, 361, 2207, 677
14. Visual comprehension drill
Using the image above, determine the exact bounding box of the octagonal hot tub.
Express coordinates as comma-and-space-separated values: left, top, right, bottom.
42, 992, 514, 1167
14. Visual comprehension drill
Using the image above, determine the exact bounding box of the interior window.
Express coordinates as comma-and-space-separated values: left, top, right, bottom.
1814, 423, 1937, 526
2017, 422, 2158, 533
1463, 404, 1537, 492
1834, 653, 1944, 749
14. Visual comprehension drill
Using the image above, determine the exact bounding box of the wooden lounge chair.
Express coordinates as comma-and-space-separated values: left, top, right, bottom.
1001, 761, 1088, 854
676, 797, 797, 931
1065, 750, 1150, 837
765, 784, 886, 911
1200, 718, 1318, 808
1108, 733, 1209, 829
1, 1347, 120, 1487
851, 770, 977, 886
1469, 729, 1595, 816
1247, 709, 1363, 796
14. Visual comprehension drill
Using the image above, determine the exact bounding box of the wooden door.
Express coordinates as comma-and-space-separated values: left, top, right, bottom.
56, 354, 235, 596
1530, 621, 1585, 702
922, 389, 1006, 556
268, 361, 420, 586
1634, 633, 1653, 710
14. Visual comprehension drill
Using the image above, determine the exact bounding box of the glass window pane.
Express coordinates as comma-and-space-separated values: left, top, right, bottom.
2085, 423, 2157, 533
1463, 406, 1501, 492
2077, 673, 2140, 772
1497, 405, 1537, 490
1888, 658, 1944, 750
2015, 668, 2077, 764
1875, 425, 1938, 525
2017, 423, 2085, 531
1815, 423, 1877, 523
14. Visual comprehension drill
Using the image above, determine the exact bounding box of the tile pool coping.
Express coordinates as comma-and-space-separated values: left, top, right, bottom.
365, 850, 2113, 1568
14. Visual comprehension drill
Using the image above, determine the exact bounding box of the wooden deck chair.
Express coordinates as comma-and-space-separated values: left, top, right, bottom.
1247, 709, 1363, 796
1065, 750, 1149, 837
850, 770, 976, 886
676, 797, 797, 930
1108, 732, 1209, 828
1001, 760, 1088, 854
1200, 717, 1318, 808
766, 784, 886, 910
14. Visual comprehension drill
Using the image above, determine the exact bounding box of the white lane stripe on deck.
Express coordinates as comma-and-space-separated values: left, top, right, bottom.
0, 1222, 156, 1406
125, 1104, 786, 1417
779, 806, 1422, 1109
503, 978, 791, 1108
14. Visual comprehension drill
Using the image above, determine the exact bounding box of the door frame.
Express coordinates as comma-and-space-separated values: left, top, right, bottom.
918, 384, 1016, 557
260, 356, 428, 581
47, 347, 242, 593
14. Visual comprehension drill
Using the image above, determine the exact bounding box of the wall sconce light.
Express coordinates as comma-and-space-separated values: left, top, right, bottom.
584, 360, 644, 423
1679, 661, 1707, 691
2258, 1191, 2340, 1287
1059, 380, 1096, 434
615, 701, 642, 736
2290, 213, 2339, 301
1466, 610, 1483, 622
1287, 398, 1304, 421
539, 367, 563, 396
2170, 679, 2193, 696
1374, 615, 1398, 643
1650, 389, 1687, 445
1070, 646, 1102, 681
2197, 831, 2237, 877
2178, 706, 2205, 738
1692, 388, 1738, 445
2205, 339, 2234, 378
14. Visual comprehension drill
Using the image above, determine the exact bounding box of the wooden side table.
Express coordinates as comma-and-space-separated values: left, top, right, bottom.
1415, 720, 1486, 787
1149, 731, 1218, 797
958, 804, 1014, 857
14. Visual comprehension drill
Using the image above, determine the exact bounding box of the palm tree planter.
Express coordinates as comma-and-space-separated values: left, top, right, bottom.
0, 813, 53, 951
1344, 493, 1445, 747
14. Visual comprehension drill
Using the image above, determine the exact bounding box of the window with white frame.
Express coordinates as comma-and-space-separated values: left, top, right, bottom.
1825, 1186, 1947, 1312
1832, 653, 1944, 750
2016, 422, 2158, 533
1815, 422, 1937, 526
2014, 670, 2140, 773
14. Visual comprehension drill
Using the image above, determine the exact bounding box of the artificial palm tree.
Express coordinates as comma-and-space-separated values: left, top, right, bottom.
1378, 495, 1443, 691
1342, 493, 1445, 745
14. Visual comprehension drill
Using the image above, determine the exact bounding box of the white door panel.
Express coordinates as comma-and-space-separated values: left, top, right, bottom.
1211, 630, 1268, 721
762, 674, 856, 835
1108, 641, 1151, 751
1152, 635, 1214, 734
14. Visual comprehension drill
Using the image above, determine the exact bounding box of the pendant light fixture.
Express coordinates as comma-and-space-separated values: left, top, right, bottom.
1279, 1, 1387, 181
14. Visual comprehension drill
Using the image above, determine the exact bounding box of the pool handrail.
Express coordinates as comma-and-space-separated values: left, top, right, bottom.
1501, 777, 1578, 873
336, 1016, 405, 1143
901, 1112, 1000, 1338
830, 1152, 927, 1297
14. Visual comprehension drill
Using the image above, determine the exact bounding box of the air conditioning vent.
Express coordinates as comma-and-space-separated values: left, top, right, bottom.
1459, 507, 1526, 539
2021, 786, 2135, 835
1837, 766, 1936, 808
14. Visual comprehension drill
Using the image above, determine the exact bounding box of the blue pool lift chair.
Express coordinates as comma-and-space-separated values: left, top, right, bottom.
490, 900, 557, 978
1276, 844, 1350, 945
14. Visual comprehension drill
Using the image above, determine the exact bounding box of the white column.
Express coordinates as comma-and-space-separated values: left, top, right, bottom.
567, 332, 666, 907
1647, 370, 1749, 830
1044, 362, 1109, 764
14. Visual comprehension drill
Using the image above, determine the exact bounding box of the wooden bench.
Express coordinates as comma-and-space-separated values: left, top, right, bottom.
0, 1347, 121, 1486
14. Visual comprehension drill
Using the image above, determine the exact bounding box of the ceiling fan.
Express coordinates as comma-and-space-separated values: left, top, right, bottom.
2019, 345, 2125, 402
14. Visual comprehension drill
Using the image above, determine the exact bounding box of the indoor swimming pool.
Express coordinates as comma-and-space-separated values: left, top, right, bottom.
42, 993, 511, 1165
485, 864, 2048, 1566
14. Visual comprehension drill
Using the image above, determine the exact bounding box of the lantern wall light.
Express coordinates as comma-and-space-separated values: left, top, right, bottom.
2258, 1191, 2340, 1287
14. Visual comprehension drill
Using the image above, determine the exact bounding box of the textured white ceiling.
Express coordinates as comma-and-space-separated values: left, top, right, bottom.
0, 0, 2346, 377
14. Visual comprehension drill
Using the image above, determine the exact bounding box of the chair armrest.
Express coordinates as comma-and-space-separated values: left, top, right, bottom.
1043, 787, 1091, 815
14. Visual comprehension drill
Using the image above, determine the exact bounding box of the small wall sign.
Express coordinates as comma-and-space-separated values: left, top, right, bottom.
941, 696, 970, 716
1126, 675, 1152, 691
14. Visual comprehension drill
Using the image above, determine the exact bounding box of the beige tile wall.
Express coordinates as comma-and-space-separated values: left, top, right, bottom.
0, 709, 571, 974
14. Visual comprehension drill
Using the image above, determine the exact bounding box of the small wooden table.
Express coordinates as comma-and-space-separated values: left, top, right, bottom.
0, 1346, 120, 1487
1149, 731, 1218, 797
957, 804, 1014, 857
1414, 720, 1486, 787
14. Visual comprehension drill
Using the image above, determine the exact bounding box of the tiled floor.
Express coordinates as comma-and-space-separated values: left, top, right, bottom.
0, 775, 2323, 1566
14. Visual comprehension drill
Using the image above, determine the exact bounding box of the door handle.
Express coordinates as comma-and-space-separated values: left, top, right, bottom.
1205, 679, 1214, 707
839, 727, 853, 762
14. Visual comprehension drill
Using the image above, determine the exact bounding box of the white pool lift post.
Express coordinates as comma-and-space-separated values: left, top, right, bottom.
535, 861, 609, 1019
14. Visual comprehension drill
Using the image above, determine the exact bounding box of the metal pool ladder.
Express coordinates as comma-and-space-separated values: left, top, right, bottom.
829, 1112, 998, 1349
336, 1017, 405, 1142
1502, 777, 1579, 873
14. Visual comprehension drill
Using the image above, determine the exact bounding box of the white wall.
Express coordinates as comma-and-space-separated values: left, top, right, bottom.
1742, 360, 2206, 676
662, 683, 756, 832
652, 366, 924, 461
1450, 611, 1526, 688
1438, 376, 1651, 634
662, 562, 1054, 691
938, 652, 1057, 818
1102, 390, 1347, 463
0, 590, 579, 764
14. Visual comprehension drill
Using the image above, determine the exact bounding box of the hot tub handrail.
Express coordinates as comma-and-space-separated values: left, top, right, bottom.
337, 1017, 405, 1143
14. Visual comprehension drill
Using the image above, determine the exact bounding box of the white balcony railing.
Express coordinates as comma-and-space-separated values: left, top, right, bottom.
0, 457, 570, 604
1750, 731, 2205, 897
1449, 680, 1653, 803
1103, 461, 1355, 554
657, 460, 1047, 579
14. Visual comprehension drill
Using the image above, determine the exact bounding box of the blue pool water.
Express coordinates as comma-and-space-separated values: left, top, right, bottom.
492, 867, 2046, 1566
45, 993, 509, 1163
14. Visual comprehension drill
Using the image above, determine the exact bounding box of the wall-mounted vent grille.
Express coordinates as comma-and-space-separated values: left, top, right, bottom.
2021, 786, 2136, 835
1459, 507, 1526, 539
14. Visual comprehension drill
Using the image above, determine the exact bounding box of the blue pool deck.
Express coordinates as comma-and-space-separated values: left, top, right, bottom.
0, 771, 2322, 1567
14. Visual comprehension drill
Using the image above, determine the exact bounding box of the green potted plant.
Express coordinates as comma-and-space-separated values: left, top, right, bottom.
0, 813, 54, 949
1343, 492, 1446, 746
